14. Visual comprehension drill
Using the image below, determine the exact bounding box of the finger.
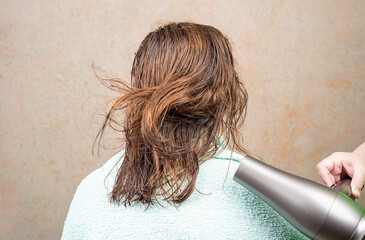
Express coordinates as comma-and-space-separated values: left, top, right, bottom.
316, 152, 347, 186
339, 153, 364, 198
316, 161, 336, 186
332, 174, 342, 183
350, 166, 365, 198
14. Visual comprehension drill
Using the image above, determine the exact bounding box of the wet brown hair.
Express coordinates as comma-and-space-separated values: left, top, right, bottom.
92, 22, 248, 210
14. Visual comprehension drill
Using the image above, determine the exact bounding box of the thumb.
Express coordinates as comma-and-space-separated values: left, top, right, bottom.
350, 168, 365, 198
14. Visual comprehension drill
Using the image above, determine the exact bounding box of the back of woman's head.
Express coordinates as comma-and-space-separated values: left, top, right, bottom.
93, 22, 248, 210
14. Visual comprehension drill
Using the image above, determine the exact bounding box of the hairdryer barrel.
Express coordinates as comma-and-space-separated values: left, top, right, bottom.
233, 155, 365, 240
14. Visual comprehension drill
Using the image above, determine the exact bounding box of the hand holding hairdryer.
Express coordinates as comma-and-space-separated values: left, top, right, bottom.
233, 154, 365, 240
316, 142, 365, 199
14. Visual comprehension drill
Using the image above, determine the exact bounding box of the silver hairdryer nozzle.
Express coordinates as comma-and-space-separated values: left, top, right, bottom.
233, 155, 365, 240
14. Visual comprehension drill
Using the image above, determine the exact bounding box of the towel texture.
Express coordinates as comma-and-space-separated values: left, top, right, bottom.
61, 144, 307, 240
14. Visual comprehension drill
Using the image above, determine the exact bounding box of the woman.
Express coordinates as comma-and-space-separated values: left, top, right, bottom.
61, 22, 306, 239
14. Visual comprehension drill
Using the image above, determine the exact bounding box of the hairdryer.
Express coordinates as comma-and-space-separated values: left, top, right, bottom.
233, 155, 365, 240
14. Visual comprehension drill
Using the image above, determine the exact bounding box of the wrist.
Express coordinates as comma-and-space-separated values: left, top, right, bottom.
353, 149, 365, 160
353, 142, 365, 159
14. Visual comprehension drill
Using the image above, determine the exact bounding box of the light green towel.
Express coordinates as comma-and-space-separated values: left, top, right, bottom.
61, 140, 307, 239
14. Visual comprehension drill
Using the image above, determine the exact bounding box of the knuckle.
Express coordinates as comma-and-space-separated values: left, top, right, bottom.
316, 163, 322, 170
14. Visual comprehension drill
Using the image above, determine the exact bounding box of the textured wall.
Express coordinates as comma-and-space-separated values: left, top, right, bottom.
1, 0, 364, 239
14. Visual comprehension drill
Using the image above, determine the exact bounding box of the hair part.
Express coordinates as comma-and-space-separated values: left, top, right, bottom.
92, 22, 248, 210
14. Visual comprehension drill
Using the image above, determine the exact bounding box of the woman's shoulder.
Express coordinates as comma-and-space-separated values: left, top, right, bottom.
83, 147, 246, 192
211, 147, 246, 162
212, 136, 247, 163
84, 147, 244, 184
79, 149, 126, 187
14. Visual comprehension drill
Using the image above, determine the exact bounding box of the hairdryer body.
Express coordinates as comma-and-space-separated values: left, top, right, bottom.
233, 155, 365, 240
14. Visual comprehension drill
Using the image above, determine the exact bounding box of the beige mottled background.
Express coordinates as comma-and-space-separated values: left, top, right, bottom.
1, 0, 364, 239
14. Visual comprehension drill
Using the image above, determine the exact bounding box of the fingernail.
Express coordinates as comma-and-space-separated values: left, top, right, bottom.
355, 189, 361, 198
